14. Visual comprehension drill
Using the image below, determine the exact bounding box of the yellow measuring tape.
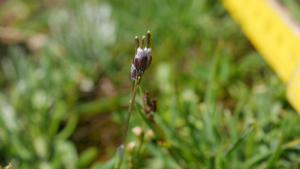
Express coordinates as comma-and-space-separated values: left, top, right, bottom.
222, 0, 300, 113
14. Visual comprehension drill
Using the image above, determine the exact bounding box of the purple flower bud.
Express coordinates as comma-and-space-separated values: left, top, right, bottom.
130, 64, 137, 80
133, 48, 152, 71
130, 31, 152, 81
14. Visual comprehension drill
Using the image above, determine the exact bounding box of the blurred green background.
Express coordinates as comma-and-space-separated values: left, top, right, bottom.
1, 0, 300, 168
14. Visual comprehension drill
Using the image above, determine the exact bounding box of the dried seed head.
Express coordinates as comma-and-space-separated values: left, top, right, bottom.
143, 92, 157, 122
130, 31, 152, 80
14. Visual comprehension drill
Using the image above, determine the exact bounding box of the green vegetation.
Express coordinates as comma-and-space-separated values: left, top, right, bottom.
0, 0, 300, 169
282, 0, 300, 23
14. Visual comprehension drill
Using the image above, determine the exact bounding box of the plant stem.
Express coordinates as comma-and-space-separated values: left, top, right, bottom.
115, 77, 141, 169
124, 76, 141, 143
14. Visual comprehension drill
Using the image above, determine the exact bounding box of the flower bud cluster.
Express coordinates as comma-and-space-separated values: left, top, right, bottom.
130, 31, 152, 80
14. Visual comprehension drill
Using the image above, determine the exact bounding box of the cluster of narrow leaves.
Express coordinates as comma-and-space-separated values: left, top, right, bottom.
0, 1, 116, 168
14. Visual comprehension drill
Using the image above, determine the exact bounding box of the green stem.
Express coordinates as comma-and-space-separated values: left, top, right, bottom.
115, 76, 141, 169
124, 76, 141, 143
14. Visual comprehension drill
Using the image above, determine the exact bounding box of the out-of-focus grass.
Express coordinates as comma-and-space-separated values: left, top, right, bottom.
0, 0, 300, 169
282, 0, 300, 23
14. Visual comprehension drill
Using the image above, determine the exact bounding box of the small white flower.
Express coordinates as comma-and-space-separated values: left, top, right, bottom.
132, 126, 143, 136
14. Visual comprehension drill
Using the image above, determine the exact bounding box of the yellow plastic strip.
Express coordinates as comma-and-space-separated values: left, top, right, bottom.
287, 65, 300, 113
222, 0, 300, 113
